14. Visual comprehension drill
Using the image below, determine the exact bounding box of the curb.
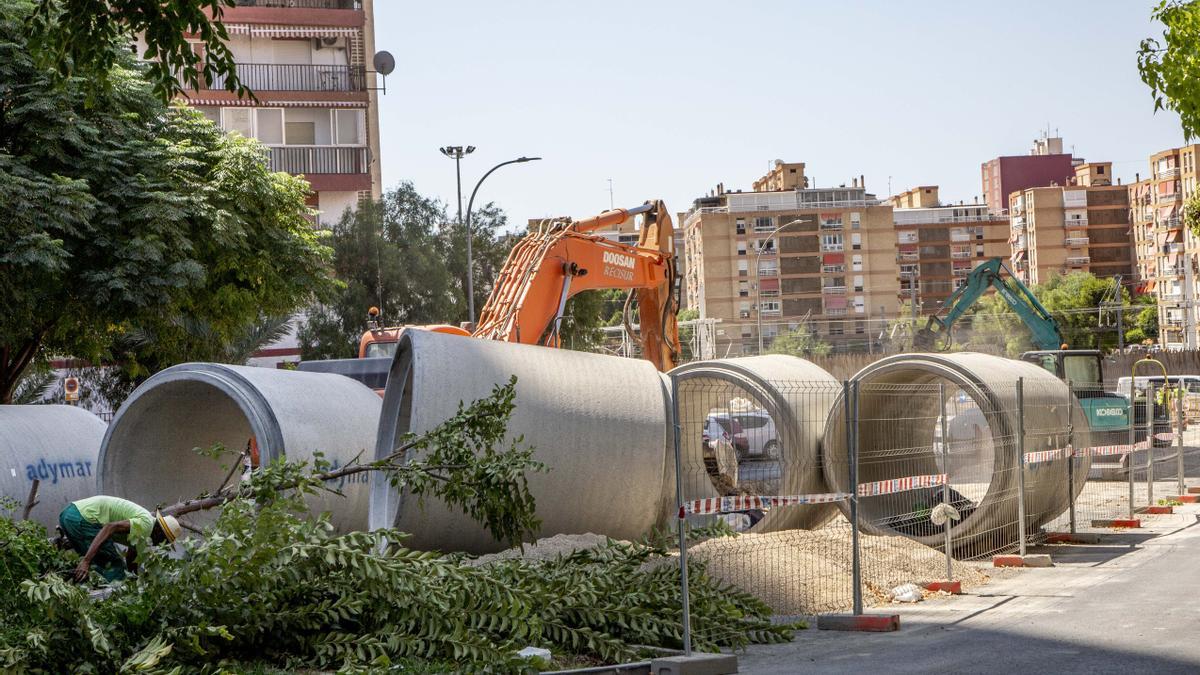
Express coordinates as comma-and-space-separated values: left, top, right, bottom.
817, 614, 900, 632
923, 580, 962, 594
993, 554, 1053, 568
1090, 518, 1142, 528
1044, 532, 1102, 544
1166, 495, 1200, 503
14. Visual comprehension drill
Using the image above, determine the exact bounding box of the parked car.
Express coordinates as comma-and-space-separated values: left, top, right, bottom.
728, 409, 780, 460
702, 414, 748, 455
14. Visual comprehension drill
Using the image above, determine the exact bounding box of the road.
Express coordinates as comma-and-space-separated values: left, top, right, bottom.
738, 508, 1200, 674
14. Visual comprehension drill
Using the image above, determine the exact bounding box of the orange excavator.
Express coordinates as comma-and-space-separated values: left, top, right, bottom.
357, 200, 681, 371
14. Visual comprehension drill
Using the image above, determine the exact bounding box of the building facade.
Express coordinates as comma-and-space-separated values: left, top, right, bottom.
891, 186, 1010, 313
1133, 145, 1200, 348
176, 0, 383, 225
683, 162, 898, 355
981, 135, 1076, 213
1009, 162, 1132, 286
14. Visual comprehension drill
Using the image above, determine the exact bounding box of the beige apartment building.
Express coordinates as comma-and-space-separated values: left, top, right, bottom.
891, 187, 1011, 313
1009, 162, 1132, 286
683, 161, 898, 355
1133, 145, 1200, 348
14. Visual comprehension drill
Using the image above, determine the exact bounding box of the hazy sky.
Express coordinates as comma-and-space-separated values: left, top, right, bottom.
374, 0, 1184, 227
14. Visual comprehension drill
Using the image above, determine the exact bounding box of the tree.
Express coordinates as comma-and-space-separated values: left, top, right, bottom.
29, 0, 245, 100
1125, 294, 1160, 345
0, 2, 333, 403
766, 325, 831, 358
1139, 0, 1200, 140
299, 185, 457, 360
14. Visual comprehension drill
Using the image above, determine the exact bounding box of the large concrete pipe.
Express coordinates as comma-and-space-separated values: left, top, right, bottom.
669, 356, 839, 532
370, 329, 671, 554
1, 405, 106, 531
822, 353, 1091, 554
99, 363, 382, 531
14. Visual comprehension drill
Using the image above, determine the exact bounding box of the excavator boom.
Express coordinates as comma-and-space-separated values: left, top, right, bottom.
474, 200, 681, 370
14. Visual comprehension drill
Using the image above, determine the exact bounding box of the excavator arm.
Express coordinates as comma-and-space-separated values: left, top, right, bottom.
473, 200, 681, 371
913, 258, 1065, 351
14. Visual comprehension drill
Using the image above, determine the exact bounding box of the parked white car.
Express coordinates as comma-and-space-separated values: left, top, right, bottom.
728, 409, 779, 460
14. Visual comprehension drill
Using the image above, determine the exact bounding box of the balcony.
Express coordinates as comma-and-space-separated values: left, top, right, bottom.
822, 286, 847, 295
1065, 236, 1090, 247
898, 251, 919, 261
952, 267, 972, 277
1157, 192, 1182, 204
267, 145, 369, 174
1064, 217, 1088, 228
822, 264, 846, 273
760, 289, 781, 298
210, 63, 366, 92
1160, 167, 1181, 179
820, 243, 844, 252
233, 0, 362, 7
757, 267, 779, 277
950, 230, 971, 242
1066, 256, 1091, 267
1161, 217, 1182, 229
950, 250, 972, 259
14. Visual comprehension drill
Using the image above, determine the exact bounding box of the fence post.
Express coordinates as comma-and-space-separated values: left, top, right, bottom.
1066, 379, 1076, 534
1016, 378, 1027, 557
1146, 383, 1156, 507
670, 372, 691, 656
1177, 385, 1187, 498
845, 379, 862, 616
939, 382, 952, 581
1128, 384, 1137, 521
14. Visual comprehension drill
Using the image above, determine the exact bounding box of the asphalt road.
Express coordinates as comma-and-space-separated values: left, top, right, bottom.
738, 509, 1200, 674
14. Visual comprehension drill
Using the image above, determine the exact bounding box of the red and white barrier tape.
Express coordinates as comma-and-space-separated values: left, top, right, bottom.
1025, 433, 1180, 464
679, 473, 949, 517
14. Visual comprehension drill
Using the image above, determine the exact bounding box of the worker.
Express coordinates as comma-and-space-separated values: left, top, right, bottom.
57, 495, 181, 582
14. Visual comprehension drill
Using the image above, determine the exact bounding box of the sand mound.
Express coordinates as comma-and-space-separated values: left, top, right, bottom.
465, 533, 615, 566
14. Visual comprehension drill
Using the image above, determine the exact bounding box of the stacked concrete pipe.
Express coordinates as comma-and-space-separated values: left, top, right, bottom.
668, 356, 840, 531
370, 329, 673, 554
1, 405, 107, 531
822, 352, 1091, 553
99, 363, 381, 531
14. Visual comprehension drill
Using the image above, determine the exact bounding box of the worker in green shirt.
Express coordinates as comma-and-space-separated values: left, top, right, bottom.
57, 495, 182, 582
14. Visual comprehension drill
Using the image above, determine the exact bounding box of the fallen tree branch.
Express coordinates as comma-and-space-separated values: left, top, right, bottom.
21, 479, 40, 521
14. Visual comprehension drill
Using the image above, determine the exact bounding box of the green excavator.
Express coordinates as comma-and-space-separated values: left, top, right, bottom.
913, 257, 1130, 443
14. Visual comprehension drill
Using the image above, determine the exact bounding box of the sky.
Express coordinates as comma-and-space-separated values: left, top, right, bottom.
373, 0, 1184, 228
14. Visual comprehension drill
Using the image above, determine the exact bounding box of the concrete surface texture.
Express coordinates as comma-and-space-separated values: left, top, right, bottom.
739, 509, 1200, 674
99, 362, 382, 531
670, 356, 840, 532
370, 329, 674, 553
821, 352, 1091, 552
0, 405, 106, 530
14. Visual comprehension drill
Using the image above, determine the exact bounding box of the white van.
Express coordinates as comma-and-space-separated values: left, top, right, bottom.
1115, 375, 1200, 420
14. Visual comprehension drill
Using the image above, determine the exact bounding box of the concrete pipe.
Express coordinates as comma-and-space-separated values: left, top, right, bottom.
669, 356, 840, 532
0, 405, 106, 531
99, 363, 382, 531
822, 352, 1090, 554
370, 329, 671, 554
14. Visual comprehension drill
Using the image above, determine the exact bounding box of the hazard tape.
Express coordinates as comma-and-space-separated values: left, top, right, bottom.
679, 492, 850, 517
1025, 433, 1181, 464
856, 473, 947, 497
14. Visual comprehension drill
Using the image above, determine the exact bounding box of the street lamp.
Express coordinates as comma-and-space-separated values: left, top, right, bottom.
463, 156, 542, 324
440, 145, 475, 318
755, 219, 799, 354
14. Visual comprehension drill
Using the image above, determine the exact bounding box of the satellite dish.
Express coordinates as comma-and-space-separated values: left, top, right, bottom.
373, 51, 396, 76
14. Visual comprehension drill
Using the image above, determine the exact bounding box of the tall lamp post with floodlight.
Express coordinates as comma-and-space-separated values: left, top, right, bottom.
462, 156, 542, 324
756, 219, 799, 354
440, 145, 475, 317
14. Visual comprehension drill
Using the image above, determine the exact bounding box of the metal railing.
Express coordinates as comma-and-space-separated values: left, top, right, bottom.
233, 0, 362, 8
1066, 256, 1091, 266
950, 250, 973, 259
210, 63, 366, 91
1160, 167, 1181, 179
822, 285, 847, 294
1065, 237, 1090, 247
820, 244, 844, 252
266, 145, 369, 174
1065, 218, 1089, 228
952, 267, 972, 276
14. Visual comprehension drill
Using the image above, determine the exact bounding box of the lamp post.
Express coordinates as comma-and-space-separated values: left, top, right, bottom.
463, 156, 542, 324
440, 145, 476, 318
755, 219, 797, 354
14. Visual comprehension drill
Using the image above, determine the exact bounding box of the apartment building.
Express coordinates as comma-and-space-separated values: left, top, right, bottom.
1009, 162, 1132, 286
981, 134, 1077, 213
1133, 145, 1200, 348
891, 187, 1010, 313
682, 161, 898, 355
175, 0, 383, 225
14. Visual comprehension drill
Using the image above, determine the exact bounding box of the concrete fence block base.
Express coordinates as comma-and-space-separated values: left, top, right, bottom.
1090, 518, 1142, 528
650, 653, 737, 675
993, 554, 1053, 568
817, 614, 900, 632
923, 580, 962, 594
1045, 532, 1102, 544
1136, 505, 1174, 515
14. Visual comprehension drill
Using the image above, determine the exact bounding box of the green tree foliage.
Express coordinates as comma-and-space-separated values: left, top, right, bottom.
1125, 294, 1160, 345
0, 1, 333, 403
0, 383, 790, 672
29, 0, 245, 100
299, 185, 530, 360
1139, 0, 1200, 140
766, 325, 832, 358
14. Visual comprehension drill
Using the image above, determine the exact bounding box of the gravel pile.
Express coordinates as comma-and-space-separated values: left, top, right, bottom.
689, 525, 991, 615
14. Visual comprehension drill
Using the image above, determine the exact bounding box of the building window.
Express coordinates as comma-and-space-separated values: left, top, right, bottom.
735, 218, 746, 235
737, 242, 747, 256
821, 234, 843, 251
853, 275, 864, 292
739, 281, 749, 297
852, 254, 863, 271
737, 260, 748, 276
851, 233, 862, 251
754, 216, 774, 232
850, 212, 861, 229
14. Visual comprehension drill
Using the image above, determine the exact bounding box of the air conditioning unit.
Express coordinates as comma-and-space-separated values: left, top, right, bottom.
313, 36, 339, 49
